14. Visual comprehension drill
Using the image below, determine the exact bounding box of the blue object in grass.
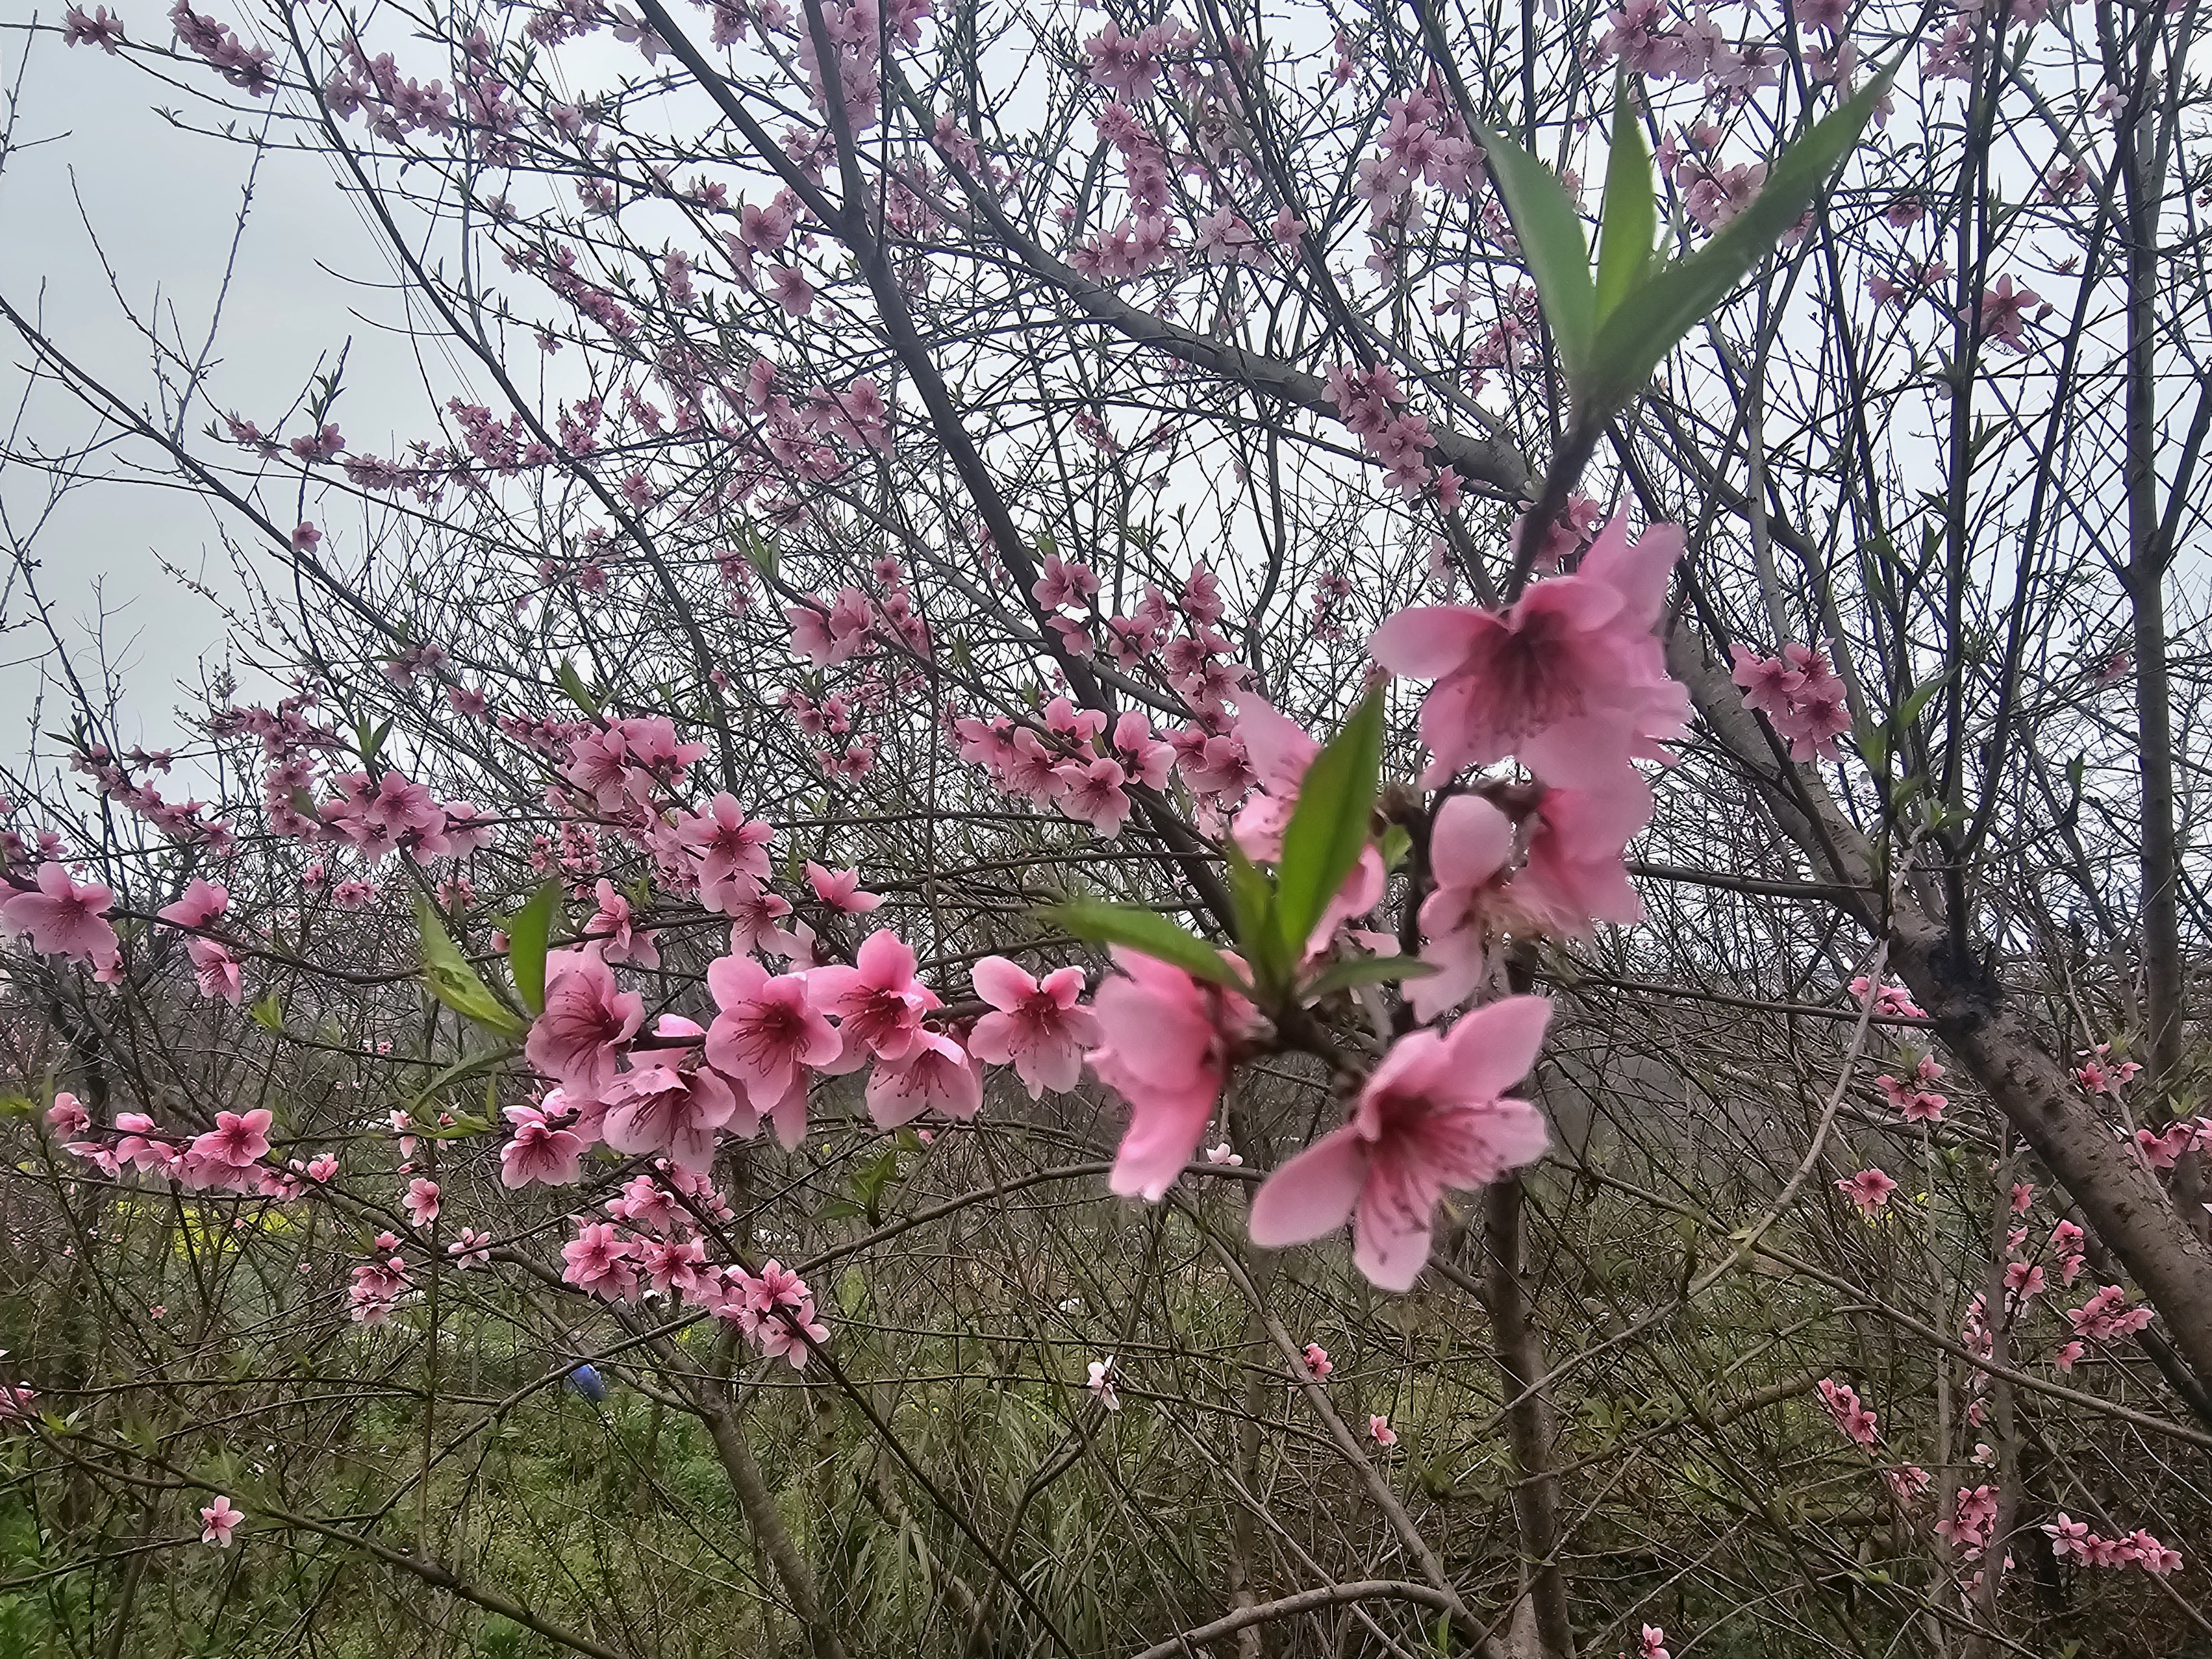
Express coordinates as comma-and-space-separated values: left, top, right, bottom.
564, 1363, 607, 1402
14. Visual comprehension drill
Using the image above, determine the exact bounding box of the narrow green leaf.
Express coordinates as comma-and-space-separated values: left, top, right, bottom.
413, 894, 528, 1039
1582, 70, 1890, 413
1036, 900, 1248, 990
1593, 76, 1657, 321
403, 1046, 518, 1117
555, 659, 601, 717
248, 993, 285, 1032
1223, 842, 1286, 992
745, 526, 778, 585
1893, 671, 1947, 733
503, 880, 561, 1016
1274, 687, 1384, 961
1300, 954, 1437, 1001
1471, 122, 1598, 374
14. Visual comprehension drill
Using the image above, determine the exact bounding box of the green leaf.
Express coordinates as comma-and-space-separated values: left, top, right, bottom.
403, 1046, 517, 1116
248, 993, 284, 1032
1300, 954, 1437, 1001
745, 526, 778, 585
555, 659, 601, 717
1379, 821, 1412, 874
1893, 671, 1947, 732
1471, 122, 1598, 374
503, 881, 561, 1017
1223, 842, 1286, 992
413, 895, 528, 1040
0, 1094, 35, 1119
1580, 69, 1890, 414
1593, 76, 1657, 321
1036, 900, 1248, 990
1273, 687, 1384, 961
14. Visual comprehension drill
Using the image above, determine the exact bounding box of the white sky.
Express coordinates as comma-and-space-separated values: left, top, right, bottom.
0, 16, 444, 758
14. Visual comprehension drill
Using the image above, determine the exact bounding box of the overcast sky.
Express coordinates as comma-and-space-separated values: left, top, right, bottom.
1, 14, 450, 763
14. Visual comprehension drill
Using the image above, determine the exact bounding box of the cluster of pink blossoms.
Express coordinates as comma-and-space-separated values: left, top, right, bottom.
1877, 1053, 1949, 1123
2064, 1284, 2155, 1342
1817, 1377, 1880, 1446
2043, 1514, 2183, 1574
1729, 641, 1851, 763
554, 1160, 829, 1367
50, 1092, 341, 1202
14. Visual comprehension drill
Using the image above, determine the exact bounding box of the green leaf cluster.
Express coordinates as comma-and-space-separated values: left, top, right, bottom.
1479, 73, 1889, 436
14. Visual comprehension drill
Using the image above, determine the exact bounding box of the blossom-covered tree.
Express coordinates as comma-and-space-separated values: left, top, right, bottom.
2, 0, 2209, 1652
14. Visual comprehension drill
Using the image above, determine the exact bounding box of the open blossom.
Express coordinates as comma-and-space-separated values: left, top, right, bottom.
705, 954, 839, 1147
583, 879, 660, 969
601, 1020, 742, 1172
561, 1222, 638, 1301
1849, 976, 1926, 1019
500, 1099, 586, 1187
2, 862, 120, 964
966, 956, 1099, 1098
2066, 1284, 2156, 1340
1729, 643, 1851, 763
808, 930, 939, 1066
1934, 1484, 1999, 1558
1089, 948, 1260, 1201
156, 878, 229, 930
199, 1495, 243, 1548
805, 861, 883, 914
1370, 517, 1689, 789
1250, 996, 1552, 1291
1369, 1413, 1397, 1447
679, 794, 774, 910
526, 950, 645, 1099
1053, 756, 1132, 836
1837, 1167, 1898, 1215
1302, 1342, 1333, 1380
46, 1093, 91, 1138
403, 1178, 441, 1227
865, 1029, 983, 1128
1087, 1356, 1120, 1411
1817, 1378, 1880, 1447
186, 938, 244, 1004
1635, 1627, 1670, 1659
191, 1109, 273, 1168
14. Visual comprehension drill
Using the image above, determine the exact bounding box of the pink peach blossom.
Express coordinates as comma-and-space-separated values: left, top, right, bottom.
200, 1495, 243, 1548
1370, 517, 1688, 789
500, 1101, 585, 1187
807, 930, 938, 1066
1837, 1167, 1898, 1215
403, 1177, 441, 1227
191, 1109, 273, 1168
865, 1030, 983, 1128
1089, 947, 1260, 1201
561, 1221, 638, 1300
1250, 996, 1552, 1291
601, 1023, 741, 1172
583, 879, 660, 969
967, 956, 1100, 1098
705, 955, 839, 1145
2, 862, 120, 964
525, 950, 645, 1099
805, 862, 883, 914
